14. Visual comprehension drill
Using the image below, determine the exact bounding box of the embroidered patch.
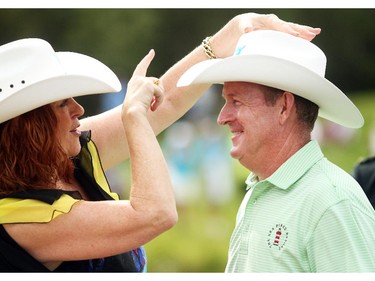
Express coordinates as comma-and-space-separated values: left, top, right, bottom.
267, 223, 289, 250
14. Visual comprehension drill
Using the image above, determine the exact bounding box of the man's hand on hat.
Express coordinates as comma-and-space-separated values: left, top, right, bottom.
209, 12, 321, 59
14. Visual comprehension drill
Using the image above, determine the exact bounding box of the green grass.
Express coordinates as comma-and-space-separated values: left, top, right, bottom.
144, 194, 242, 272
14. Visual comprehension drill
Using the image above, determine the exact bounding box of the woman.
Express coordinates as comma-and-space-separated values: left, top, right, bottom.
0, 13, 320, 272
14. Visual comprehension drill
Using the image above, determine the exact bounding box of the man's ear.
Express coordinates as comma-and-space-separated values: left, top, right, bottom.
279, 91, 295, 124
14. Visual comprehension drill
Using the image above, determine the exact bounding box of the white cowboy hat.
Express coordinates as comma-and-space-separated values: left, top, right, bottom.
0, 38, 121, 123
177, 30, 364, 129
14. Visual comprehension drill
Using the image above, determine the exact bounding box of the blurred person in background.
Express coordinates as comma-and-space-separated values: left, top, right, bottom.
178, 28, 375, 272
351, 124, 375, 209
0, 13, 320, 272
352, 157, 375, 208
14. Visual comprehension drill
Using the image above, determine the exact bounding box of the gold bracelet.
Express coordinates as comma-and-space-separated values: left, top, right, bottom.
202, 36, 216, 59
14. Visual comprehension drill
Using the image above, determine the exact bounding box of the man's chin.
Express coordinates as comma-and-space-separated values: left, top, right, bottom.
230, 148, 241, 160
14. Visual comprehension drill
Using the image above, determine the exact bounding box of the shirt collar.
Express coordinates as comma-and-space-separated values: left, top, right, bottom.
245, 140, 324, 191
245, 172, 259, 190
266, 140, 324, 190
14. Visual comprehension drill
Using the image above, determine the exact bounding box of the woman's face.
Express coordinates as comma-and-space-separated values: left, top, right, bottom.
50, 98, 84, 158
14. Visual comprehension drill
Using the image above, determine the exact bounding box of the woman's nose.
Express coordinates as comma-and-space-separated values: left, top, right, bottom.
71, 98, 85, 118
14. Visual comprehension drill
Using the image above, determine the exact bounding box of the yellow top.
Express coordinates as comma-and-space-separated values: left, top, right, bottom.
0, 131, 119, 224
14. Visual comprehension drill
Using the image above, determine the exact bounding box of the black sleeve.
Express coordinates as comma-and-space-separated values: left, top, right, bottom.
352, 156, 375, 208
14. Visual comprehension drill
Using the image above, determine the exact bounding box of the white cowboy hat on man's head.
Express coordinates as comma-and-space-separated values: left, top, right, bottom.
0, 38, 121, 124
177, 30, 363, 129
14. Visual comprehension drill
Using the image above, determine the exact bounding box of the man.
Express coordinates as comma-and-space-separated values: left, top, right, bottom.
177, 30, 375, 272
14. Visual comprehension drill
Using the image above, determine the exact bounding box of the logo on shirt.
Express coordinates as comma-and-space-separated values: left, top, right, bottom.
267, 223, 289, 250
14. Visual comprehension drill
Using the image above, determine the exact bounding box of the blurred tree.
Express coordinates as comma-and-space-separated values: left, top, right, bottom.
0, 9, 374, 113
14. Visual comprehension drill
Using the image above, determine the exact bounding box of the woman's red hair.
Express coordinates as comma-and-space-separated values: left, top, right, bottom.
0, 105, 74, 195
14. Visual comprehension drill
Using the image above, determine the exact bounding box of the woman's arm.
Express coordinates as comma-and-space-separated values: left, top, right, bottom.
81, 12, 321, 170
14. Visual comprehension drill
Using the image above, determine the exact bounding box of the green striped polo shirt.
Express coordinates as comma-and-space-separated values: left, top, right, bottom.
225, 140, 375, 272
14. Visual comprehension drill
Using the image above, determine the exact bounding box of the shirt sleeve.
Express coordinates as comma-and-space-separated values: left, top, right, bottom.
306, 200, 375, 272
0, 194, 80, 224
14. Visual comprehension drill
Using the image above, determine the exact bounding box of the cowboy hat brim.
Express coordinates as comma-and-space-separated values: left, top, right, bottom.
0, 51, 121, 123
177, 55, 364, 129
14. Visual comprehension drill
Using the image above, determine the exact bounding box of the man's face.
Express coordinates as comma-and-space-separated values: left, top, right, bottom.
217, 82, 281, 170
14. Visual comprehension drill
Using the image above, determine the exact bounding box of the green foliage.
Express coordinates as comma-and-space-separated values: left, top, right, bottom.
322, 91, 375, 171
0, 9, 374, 96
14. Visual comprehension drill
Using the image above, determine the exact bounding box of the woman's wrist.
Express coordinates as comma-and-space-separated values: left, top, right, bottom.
121, 105, 148, 123
201, 36, 217, 59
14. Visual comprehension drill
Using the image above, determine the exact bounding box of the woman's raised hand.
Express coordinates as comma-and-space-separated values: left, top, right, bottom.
122, 49, 164, 116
